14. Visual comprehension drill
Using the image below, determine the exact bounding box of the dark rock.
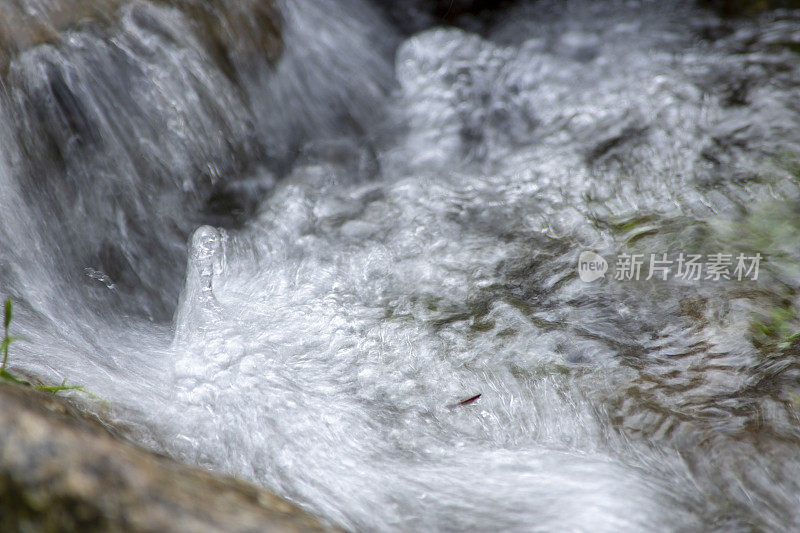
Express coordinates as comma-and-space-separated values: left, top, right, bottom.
370, 0, 519, 34
0, 383, 336, 532
698, 0, 800, 17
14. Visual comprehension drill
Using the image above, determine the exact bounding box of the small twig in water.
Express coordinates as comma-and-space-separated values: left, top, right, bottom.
447, 393, 482, 409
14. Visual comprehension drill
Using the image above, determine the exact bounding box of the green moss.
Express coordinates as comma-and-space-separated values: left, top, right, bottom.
600, 212, 715, 252
712, 199, 800, 281
772, 149, 800, 178
469, 318, 496, 332
750, 302, 799, 353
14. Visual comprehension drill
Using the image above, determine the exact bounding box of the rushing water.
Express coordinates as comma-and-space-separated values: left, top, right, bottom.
2, 0, 800, 530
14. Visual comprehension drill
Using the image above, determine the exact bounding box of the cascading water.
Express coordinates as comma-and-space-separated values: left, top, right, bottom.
2, 0, 800, 530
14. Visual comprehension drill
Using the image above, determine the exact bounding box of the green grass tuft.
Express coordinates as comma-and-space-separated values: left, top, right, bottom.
1, 298, 94, 397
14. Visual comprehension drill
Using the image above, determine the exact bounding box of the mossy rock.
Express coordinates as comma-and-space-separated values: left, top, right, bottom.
0, 382, 335, 532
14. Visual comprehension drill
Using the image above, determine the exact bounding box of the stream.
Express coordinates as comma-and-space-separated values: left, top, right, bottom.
2, 0, 800, 530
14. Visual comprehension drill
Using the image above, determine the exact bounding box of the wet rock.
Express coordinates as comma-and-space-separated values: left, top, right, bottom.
1, 0, 282, 321
0, 383, 335, 532
371, 0, 518, 34
0, 0, 124, 73
0, 0, 282, 78
174, 0, 283, 81
698, 0, 800, 16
